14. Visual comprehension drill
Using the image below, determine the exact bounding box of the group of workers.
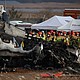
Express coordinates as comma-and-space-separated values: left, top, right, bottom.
25, 30, 80, 48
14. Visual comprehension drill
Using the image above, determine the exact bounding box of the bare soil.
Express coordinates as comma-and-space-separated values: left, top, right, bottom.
0, 69, 80, 80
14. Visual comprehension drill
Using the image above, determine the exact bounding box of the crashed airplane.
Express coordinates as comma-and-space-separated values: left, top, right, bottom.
0, 9, 80, 73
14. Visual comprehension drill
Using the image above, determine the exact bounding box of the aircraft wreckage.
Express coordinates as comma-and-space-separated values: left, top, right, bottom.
0, 22, 79, 72
0, 11, 80, 73
0, 32, 80, 74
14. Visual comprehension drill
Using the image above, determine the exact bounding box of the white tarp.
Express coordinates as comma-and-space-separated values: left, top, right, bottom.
31, 15, 74, 30
58, 19, 80, 32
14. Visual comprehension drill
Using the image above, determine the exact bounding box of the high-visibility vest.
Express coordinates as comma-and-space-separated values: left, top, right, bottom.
54, 36, 56, 42
42, 34, 46, 40
64, 39, 66, 43
21, 41, 24, 48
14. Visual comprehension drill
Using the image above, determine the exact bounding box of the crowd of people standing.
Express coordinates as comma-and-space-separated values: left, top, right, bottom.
25, 29, 80, 49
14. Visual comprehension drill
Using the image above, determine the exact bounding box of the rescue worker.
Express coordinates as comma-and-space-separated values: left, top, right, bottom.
63, 31, 66, 36
47, 31, 51, 41
42, 32, 46, 41
66, 36, 69, 45
76, 32, 79, 37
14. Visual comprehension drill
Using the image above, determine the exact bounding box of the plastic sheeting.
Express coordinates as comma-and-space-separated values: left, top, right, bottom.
58, 19, 80, 32
31, 15, 74, 30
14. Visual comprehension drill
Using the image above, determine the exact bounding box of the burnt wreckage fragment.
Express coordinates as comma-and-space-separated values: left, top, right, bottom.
0, 35, 80, 74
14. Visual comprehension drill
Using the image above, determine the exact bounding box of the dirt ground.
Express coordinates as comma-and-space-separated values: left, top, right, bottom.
0, 69, 80, 80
